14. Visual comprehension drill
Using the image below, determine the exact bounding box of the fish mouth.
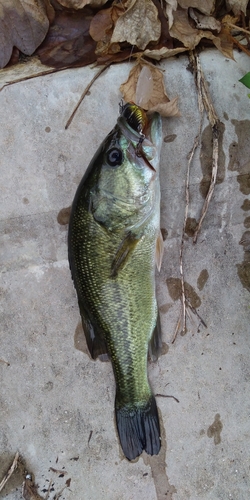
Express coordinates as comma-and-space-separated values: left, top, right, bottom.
117, 115, 159, 173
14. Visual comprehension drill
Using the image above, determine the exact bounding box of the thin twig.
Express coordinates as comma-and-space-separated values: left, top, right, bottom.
155, 394, 180, 403
225, 22, 250, 36
0, 67, 68, 92
0, 358, 10, 366
172, 309, 182, 344
53, 485, 67, 500
189, 51, 220, 244
65, 64, 111, 129
185, 298, 207, 328
44, 479, 53, 500
227, 32, 250, 56
0, 452, 19, 492
179, 131, 202, 336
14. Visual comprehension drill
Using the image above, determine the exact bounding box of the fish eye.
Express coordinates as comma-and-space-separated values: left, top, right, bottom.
106, 147, 123, 167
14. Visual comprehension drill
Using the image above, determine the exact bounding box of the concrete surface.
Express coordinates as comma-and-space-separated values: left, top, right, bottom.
0, 50, 250, 500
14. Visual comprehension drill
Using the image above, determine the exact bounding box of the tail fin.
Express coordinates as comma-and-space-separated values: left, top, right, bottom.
115, 396, 161, 461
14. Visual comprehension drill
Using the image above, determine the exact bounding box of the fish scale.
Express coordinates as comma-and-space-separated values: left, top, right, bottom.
68, 104, 163, 460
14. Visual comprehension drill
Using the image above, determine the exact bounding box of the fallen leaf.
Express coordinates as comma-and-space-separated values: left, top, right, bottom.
96, 48, 133, 64
56, 0, 108, 8
211, 30, 234, 59
149, 97, 180, 117
164, 0, 178, 29
169, 7, 233, 58
239, 72, 250, 89
89, 6, 113, 42
120, 61, 180, 116
143, 46, 187, 60
36, 10, 97, 68
89, 3, 125, 57
111, 0, 161, 50
169, 9, 207, 49
226, 0, 248, 15
0, 0, 50, 68
177, 0, 215, 16
189, 8, 221, 32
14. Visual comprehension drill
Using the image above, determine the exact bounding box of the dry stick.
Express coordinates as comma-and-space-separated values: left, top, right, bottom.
173, 51, 206, 342
53, 485, 67, 500
172, 309, 182, 344
226, 22, 250, 36
185, 298, 207, 328
0, 358, 10, 366
44, 479, 53, 500
190, 51, 220, 244
0, 66, 69, 92
65, 64, 111, 129
0, 451, 19, 493
179, 132, 202, 337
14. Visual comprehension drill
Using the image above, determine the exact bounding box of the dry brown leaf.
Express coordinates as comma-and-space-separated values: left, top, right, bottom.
165, 0, 178, 29
226, 0, 248, 15
36, 10, 97, 68
0, 0, 50, 69
177, 0, 215, 16
111, 0, 161, 50
143, 46, 187, 60
89, 3, 124, 56
169, 9, 207, 49
189, 8, 221, 32
89, 7, 113, 42
169, 7, 233, 57
56, 0, 108, 8
120, 61, 180, 117
149, 97, 180, 117
211, 31, 234, 59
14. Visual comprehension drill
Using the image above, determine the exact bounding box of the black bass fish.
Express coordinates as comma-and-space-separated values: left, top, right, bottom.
68, 102, 163, 460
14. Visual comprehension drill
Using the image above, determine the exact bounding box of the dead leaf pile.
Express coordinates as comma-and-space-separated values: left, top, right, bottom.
0, 0, 250, 70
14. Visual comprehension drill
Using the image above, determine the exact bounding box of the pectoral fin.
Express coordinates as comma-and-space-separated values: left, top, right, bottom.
79, 302, 109, 361
111, 232, 140, 278
148, 312, 162, 362
155, 230, 164, 272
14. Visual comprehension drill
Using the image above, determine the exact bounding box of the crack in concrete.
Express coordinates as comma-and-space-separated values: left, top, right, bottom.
143, 408, 177, 500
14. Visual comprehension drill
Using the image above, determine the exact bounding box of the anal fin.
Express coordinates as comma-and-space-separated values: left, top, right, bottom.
79, 301, 108, 361
148, 312, 162, 362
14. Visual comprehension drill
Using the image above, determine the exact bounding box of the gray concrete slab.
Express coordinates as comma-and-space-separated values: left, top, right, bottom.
0, 50, 250, 499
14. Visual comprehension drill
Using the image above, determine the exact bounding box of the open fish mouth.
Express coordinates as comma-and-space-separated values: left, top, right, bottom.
117, 104, 159, 173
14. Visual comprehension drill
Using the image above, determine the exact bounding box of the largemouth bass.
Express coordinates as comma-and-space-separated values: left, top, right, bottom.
68, 102, 163, 461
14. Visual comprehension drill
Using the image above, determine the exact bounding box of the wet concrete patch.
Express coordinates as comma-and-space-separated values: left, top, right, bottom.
185, 217, 198, 237
237, 173, 250, 195
229, 119, 250, 175
207, 414, 223, 445
164, 134, 177, 143
57, 206, 71, 225
160, 228, 168, 241
244, 216, 250, 228
197, 269, 209, 291
143, 409, 177, 500
166, 277, 201, 309
241, 199, 250, 211
237, 262, 250, 292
